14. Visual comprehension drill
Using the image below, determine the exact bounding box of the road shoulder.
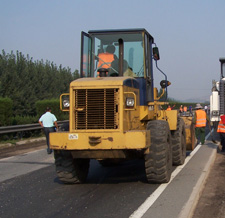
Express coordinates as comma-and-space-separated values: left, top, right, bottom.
140, 141, 217, 218
192, 149, 225, 218
0, 137, 46, 159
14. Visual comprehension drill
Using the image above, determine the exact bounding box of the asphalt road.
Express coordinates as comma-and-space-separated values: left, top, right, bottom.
0, 128, 223, 218
0, 154, 160, 218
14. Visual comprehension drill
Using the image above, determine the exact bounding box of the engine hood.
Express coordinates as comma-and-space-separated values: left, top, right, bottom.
70, 77, 139, 89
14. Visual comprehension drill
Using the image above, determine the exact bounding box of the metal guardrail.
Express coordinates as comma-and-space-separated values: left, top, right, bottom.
0, 121, 69, 135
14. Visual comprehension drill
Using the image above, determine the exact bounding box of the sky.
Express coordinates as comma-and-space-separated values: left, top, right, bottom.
1, 0, 225, 102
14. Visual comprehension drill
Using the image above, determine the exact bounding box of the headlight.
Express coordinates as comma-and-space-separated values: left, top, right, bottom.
63, 100, 70, 108
126, 97, 135, 107
212, 110, 219, 116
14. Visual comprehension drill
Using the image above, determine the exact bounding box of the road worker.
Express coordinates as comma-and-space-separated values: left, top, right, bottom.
166, 104, 175, 111
189, 105, 193, 116
123, 67, 137, 77
39, 107, 58, 154
166, 105, 172, 111
217, 115, 225, 152
97, 44, 120, 77
179, 105, 183, 114
183, 105, 187, 115
193, 103, 210, 145
98, 45, 116, 69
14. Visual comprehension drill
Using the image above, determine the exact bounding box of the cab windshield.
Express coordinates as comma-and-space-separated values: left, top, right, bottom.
81, 31, 152, 78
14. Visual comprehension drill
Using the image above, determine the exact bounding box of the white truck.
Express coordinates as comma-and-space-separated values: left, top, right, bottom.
210, 58, 225, 127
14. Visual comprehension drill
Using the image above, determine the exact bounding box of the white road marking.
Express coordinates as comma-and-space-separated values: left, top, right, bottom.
129, 132, 211, 218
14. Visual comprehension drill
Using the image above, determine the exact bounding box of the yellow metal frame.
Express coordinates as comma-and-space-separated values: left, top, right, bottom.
50, 130, 150, 150
53, 76, 194, 153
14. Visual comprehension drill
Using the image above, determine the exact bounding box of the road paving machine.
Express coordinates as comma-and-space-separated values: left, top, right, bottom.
50, 29, 195, 184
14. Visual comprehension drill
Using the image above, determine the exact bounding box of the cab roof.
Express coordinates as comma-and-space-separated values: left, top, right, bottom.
88, 28, 154, 43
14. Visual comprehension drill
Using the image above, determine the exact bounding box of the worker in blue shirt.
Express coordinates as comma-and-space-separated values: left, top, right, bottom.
39, 107, 58, 154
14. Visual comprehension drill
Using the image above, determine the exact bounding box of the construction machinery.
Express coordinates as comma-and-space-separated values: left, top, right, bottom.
50, 29, 195, 184
210, 58, 225, 128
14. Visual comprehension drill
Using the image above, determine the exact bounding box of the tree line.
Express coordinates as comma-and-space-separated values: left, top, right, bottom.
0, 50, 79, 118
1, 49, 206, 126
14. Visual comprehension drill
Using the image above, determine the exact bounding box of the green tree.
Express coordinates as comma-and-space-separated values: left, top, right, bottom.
0, 50, 79, 118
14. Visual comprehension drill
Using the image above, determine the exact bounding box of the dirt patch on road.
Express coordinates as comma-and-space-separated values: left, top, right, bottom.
192, 150, 225, 218
0, 138, 46, 159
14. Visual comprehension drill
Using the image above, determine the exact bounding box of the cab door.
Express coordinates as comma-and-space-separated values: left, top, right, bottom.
80, 32, 92, 77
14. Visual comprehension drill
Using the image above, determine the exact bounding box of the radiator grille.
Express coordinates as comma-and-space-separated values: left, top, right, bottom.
220, 80, 225, 115
74, 89, 118, 129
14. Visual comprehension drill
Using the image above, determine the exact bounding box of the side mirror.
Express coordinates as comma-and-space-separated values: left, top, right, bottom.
153, 47, 160, 60
160, 80, 171, 89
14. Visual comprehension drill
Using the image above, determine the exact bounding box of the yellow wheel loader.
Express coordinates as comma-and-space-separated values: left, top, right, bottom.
50, 29, 195, 184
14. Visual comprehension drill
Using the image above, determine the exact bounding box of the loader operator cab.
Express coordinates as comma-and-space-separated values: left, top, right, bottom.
80, 29, 162, 103
81, 29, 156, 78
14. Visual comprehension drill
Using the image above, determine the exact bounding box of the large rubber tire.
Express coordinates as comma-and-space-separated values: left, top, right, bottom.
54, 150, 90, 184
145, 120, 172, 184
171, 117, 186, 166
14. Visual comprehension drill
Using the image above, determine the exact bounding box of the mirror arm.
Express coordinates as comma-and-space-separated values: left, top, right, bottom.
154, 60, 168, 101
155, 88, 165, 101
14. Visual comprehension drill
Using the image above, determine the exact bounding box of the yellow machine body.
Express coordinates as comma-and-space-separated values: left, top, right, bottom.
49, 28, 196, 184
50, 77, 189, 156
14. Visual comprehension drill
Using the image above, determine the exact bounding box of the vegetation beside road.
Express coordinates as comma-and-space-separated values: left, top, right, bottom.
0, 50, 79, 126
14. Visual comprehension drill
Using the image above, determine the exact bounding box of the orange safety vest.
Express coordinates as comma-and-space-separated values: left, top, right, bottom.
98, 53, 114, 68
217, 120, 225, 133
195, 110, 206, 127
166, 107, 171, 111
183, 106, 187, 112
